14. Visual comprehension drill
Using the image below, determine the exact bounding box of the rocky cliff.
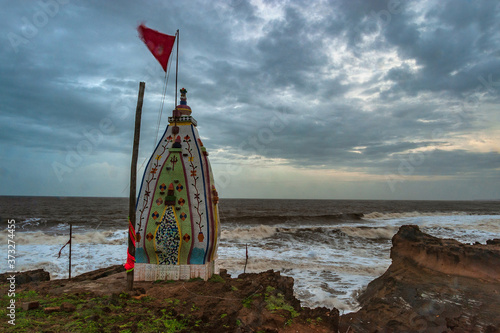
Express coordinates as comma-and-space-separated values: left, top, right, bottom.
341, 225, 500, 332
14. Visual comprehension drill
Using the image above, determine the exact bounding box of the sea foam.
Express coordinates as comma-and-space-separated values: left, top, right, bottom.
1, 213, 499, 313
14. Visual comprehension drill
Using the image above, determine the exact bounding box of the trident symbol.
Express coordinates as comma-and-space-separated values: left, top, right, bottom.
170, 156, 178, 171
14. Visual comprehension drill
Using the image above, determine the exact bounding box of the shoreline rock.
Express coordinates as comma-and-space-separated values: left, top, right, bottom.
392, 225, 500, 282
0, 268, 50, 285
342, 225, 500, 332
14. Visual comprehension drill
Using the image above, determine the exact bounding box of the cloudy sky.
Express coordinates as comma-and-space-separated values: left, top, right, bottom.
1, 0, 499, 200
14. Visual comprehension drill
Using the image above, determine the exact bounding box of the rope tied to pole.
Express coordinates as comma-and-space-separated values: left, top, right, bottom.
124, 217, 137, 272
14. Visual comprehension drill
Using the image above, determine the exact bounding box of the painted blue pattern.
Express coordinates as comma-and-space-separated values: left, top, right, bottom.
135, 247, 147, 263
190, 247, 205, 264
155, 206, 180, 265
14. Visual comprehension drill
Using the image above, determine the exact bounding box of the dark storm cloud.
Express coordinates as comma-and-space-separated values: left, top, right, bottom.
391, 149, 500, 176
381, 0, 500, 96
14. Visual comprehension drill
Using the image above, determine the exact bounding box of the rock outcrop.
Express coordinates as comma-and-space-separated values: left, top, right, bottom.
0, 269, 50, 285
392, 225, 500, 282
70, 264, 125, 282
6, 267, 339, 332
342, 225, 500, 332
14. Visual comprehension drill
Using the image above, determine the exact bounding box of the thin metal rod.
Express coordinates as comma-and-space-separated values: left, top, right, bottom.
69, 223, 72, 280
175, 29, 179, 108
127, 81, 146, 291
244, 243, 248, 274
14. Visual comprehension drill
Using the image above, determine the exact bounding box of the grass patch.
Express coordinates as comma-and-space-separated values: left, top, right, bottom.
0, 291, 195, 333
265, 293, 299, 318
165, 298, 181, 306
153, 313, 188, 332
242, 293, 261, 308
188, 277, 203, 282
208, 274, 225, 283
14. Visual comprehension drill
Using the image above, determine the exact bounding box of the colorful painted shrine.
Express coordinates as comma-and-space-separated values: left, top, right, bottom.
134, 88, 220, 281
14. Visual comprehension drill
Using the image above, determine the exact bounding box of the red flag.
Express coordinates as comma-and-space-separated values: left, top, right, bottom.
57, 239, 70, 258
138, 24, 176, 72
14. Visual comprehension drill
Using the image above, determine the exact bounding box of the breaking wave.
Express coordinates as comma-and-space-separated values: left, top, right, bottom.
340, 226, 399, 240
363, 211, 468, 220
222, 213, 364, 224
221, 225, 278, 240
221, 224, 400, 242
0, 230, 127, 246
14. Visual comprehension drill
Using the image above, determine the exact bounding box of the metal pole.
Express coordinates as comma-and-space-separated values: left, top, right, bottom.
69, 223, 72, 280
175, 29, 179, 107
244, 243, 248, 274
127, 81, 146, 291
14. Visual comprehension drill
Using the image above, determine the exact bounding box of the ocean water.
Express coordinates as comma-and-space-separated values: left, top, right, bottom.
1, 196, 499, 312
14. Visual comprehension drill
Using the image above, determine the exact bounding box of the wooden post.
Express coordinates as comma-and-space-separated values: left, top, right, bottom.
127, 81, 146, 291
69, 223, 72, 280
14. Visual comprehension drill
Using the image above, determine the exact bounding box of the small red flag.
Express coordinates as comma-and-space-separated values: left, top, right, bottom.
57, 239, 70, 258
138, 24, 176, 72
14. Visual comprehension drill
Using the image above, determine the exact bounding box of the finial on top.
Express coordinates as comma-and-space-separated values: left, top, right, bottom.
180, 88, 187, 105
176, 87, 191, 115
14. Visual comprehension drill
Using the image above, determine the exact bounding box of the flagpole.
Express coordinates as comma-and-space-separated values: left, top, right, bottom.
69, 223, 72, 280
175, 29, 179, 108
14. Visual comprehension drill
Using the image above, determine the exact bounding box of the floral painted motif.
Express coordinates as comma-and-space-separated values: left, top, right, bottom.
137, 138, 172, 232
183, 136, 204, 234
